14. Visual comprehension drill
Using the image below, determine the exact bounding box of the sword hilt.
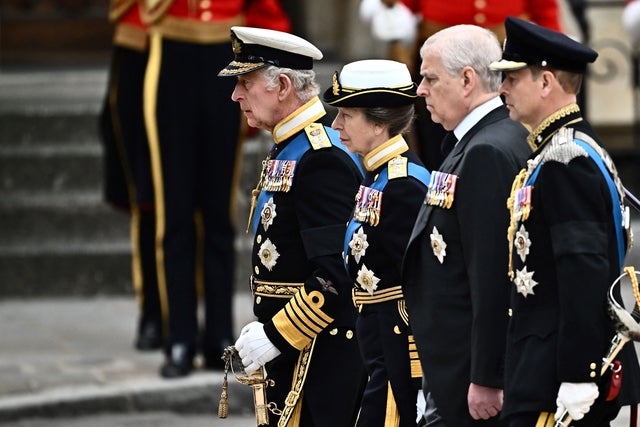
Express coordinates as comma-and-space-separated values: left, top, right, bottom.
553, 267, 640, 427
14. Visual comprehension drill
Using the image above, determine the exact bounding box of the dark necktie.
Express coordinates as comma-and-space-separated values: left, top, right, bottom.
441, 131, 458, 157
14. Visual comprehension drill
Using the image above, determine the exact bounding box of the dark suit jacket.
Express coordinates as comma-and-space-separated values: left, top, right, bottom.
402, 105, 530, 426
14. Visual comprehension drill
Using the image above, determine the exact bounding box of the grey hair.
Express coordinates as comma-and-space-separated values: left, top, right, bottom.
262, 65, 320, 102
420, 25, 503, 92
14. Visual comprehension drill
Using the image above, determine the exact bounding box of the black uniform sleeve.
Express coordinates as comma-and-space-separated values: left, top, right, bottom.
264, 147, 361, 351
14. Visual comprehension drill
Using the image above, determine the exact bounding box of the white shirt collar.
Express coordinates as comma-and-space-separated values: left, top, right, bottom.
452, 96, 503, 142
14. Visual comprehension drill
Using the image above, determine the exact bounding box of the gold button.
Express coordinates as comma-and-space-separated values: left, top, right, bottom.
393, 325, 401, 334
200, 11, 212, 21
256, 235, 262, 244
508, 308, 513, 317
590, 362, 597, 369
346, 330, 354, 339
590, 371, 596, 378
474, 0, 486, 9
256, 296, 262, 304
474, 13, 486, 24
254, 266, 259, 275
199, 0, 211, 8
329, 328, 338, 335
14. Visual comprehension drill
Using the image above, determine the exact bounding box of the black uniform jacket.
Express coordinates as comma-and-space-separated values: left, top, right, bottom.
249, 97, 366, 425
345, 138, 429, 299
251, 97, 364, 345
402, 104, 530, 426
501, 108, 640, 419
345, 137, 429, 426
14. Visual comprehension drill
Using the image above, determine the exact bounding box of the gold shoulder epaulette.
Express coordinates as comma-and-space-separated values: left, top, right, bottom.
539, 127, 588, 166
304, 123, 332, 150
387, 156, 408, 179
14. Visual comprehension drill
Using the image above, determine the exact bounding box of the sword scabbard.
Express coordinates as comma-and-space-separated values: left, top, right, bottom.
250, 368, 270, 426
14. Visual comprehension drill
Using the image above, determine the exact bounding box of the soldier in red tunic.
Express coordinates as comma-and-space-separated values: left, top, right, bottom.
141, 0, 290, 378
100, 0, 163, 352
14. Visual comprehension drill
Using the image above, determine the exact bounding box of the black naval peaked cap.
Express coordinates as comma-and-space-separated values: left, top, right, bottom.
489, 16, 598, 74
322, 59, 417, 108
218, 26, 323, 77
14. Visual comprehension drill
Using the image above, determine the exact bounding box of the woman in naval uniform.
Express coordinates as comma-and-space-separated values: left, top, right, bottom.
324, 59, 430, 427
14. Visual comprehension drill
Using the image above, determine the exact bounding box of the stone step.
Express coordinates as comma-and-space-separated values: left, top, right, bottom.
0, 240, 254, 298
0, 113, 101, 146
0, 191, 128, 247
0, 242, 132, 297
0, 142, 103, 195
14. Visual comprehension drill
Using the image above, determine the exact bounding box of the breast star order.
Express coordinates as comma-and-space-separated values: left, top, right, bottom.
260, 197, 277, 231
514, 266, 538, 297
349, 226, 369, 263
515, 224, 531, 262
430, 226, 447, 264
258, 238, 280, 271
356, 264, 380, 296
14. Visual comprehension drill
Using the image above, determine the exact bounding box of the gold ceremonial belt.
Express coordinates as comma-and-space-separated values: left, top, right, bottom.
153, 14, 244, 44
251, 277, 304, 299
352, 285, 404, 308
114, 23, 148, 51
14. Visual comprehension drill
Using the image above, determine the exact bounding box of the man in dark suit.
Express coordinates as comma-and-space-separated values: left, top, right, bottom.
402, 24, 530, 426
489, 17, 640, 427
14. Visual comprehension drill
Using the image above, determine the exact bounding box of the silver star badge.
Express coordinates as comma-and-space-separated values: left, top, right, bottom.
258, 238, 280, 271
430, 226, 447, 264
514, 266, 538, 297
349, 227, 369, 263
260, 197, 277, 231
356, 264, 380, 296
515, 224, 531, 262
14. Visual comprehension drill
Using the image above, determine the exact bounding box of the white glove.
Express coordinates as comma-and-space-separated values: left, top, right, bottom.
371, 1, 417, 43
623, 0, 640, 46
234, 321, 281, 375
555, 382, 599, 421
359, 0, 384, 24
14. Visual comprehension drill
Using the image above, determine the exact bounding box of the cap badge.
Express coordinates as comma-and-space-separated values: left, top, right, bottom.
332, 71, 340, 96
232, 37, 242, 55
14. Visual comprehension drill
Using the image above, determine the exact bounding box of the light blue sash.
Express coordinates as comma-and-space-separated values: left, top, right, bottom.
251, 127, 363, 234
343, 163, 430, 268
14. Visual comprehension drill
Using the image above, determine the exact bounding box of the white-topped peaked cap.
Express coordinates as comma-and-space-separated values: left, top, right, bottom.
323, 59, 417, 107
218, 26, 323, 77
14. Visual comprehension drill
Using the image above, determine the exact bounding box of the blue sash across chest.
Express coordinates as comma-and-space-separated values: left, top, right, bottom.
251, 127, 363, 234
343, 163, 430, 267
525, 138, 625, 270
